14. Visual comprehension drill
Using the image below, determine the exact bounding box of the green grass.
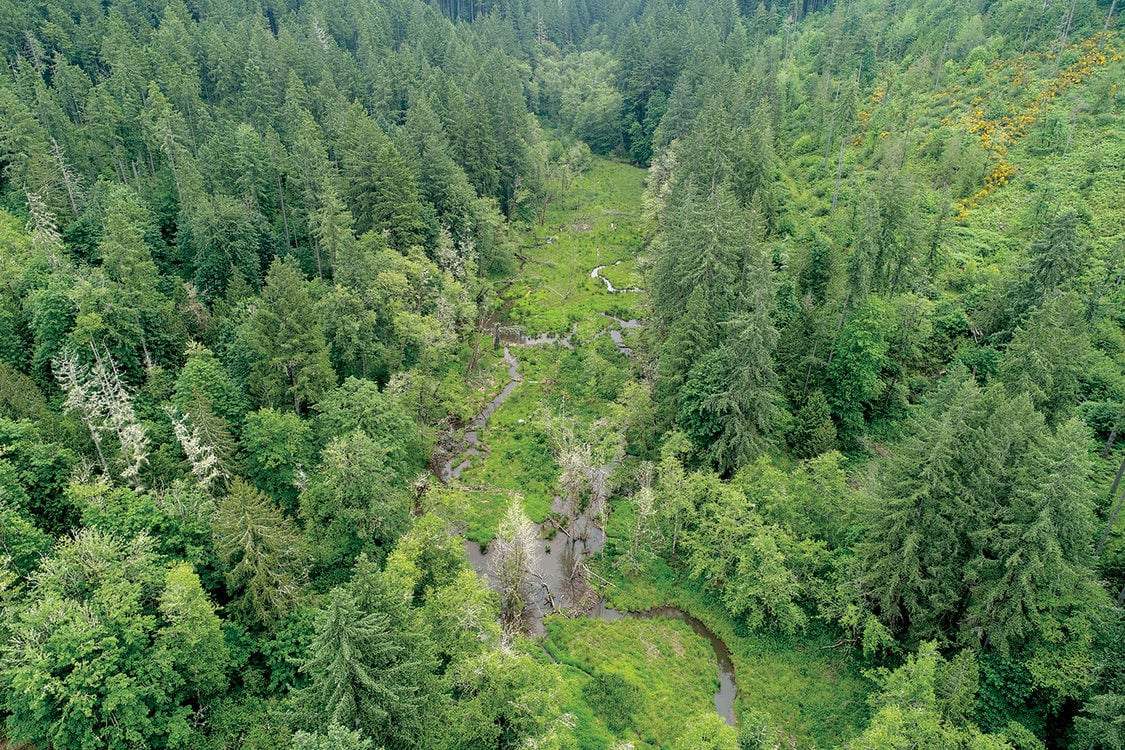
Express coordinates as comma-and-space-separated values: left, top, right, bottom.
443, 159, 648, 543
545, 615, 721, 749
453, 340, 633, 543
506, 160, 650, 335
592, 544, 871, 749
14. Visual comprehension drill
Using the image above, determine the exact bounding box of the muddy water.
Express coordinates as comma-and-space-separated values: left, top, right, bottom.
598, 605, 738, 725
598, 314, 642, 357
439, 347, 520, 482
496, 321, 578, 349
463, 493, 608, 636
465, 515, 738, 726
441, 311, 738, 726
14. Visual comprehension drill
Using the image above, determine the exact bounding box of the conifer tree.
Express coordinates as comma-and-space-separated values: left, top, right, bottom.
213, 479, 306, 627
965, 418, 1102, 652
298, 587, 424, 747
241, 257, 335, 415
1000, 292, 1089, 423
790, 390, 837, 459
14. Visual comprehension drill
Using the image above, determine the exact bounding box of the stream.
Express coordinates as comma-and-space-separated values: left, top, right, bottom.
590, 259, 644, 293
437, 291, 739, 726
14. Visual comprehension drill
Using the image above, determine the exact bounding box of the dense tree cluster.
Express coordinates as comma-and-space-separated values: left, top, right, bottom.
1, 0, 1124, 747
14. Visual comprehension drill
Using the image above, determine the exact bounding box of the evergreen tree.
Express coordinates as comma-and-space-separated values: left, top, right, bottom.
964, 418, 1103, 653
335, 109, 429, 251
298, 586, 425, 748
856, 369, 1047, 645
181, 195, 264, 300
789, 390, 837, 458
998, 209, 1089, 329
827, 297, 893, 444
213, 479, 306, 627
292, 724, 374, 750
1000, 292, 1089, 423
241, 257, 335, 415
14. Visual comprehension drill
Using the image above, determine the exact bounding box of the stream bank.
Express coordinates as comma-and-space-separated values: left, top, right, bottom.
438, 302, 738, 726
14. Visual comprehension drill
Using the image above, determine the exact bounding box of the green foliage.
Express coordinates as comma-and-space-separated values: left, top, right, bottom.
546, 615, 719, 745
596, 558, 871, 747
299, 430, 410, 569
964, 418, 1102, 654
292, 724, 374, 750
173, 344, 249, 426
1070, 694, 1125, 750
976, 652, 1042, 738
445, 642, 570, 750
181, 195, 266, 300
680, 469, 819, 633
240, 258, 334, 415
157, 562, 231, 697
855, 368, 1082, 647
213, 480, 306, 628
846, 643, 1013, 750
241, 408, 315, 514
0, 417, 76, 534
0, 463, 52, 575
827, 297, 894, 443
581, 671, 640, 733
313, 377, 421, 479
789, 390, 838, 458
1000, 292, 1090, 422
670, 713, 740, 750
296, 586, 428, 749
0, 530, 227, 750
0, 0, 1121, 746
70, 480, 216, 574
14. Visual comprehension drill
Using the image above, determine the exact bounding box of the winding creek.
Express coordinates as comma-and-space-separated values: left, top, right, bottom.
437, 280, 739, 726
590, 259, 644, 293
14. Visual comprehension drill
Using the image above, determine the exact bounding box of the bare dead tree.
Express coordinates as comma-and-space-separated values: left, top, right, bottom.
50, 139, 82, 218
166, 407, 230, 494
25, 192, 62, 267
53, 349, 110, 476
89, 343, 149, 489
492, 499, 538, 635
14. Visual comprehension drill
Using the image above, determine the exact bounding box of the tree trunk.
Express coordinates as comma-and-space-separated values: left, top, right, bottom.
1096, 485, 1125, 558
1106, 453, 1125, 504
289, 365, 301, 415
831, 135, 846, 213
1103, 418, 1123, 458
277, 174, 291, 246
1053, 0, 1079, 76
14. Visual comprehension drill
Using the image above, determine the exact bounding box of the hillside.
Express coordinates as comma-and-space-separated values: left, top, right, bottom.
0, 0, 1123, 749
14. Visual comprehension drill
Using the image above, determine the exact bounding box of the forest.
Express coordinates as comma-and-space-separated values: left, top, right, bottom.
0, 0, 1123, 747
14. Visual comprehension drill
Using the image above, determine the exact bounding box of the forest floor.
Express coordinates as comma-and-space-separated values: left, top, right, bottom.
437, 159, 872, 748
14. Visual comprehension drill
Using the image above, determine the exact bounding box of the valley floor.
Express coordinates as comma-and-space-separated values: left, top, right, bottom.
439, 159, 871, 748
